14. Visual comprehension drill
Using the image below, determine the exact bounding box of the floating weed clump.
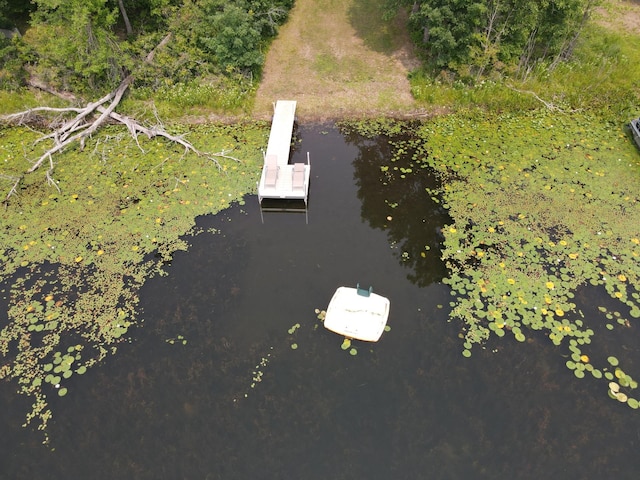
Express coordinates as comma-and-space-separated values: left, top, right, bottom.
416, 110, 640, 406
287, 322, 301, 350
606, 362, 640, 409
0, 122, 267, 440
166, 334, 187, 345
288, 323, 301, 335
235, 349, 273, 401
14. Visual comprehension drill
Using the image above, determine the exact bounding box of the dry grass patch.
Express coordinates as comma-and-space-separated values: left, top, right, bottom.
595, 0, 640, 34
254, 0, 420, 121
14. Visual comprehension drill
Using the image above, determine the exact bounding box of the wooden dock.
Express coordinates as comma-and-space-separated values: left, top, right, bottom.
257, 100, 310, 205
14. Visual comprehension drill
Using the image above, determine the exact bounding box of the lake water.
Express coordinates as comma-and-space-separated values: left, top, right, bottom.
2, 124, 640, 479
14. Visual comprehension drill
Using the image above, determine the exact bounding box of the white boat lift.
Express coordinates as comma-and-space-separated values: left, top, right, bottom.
257, 100, 310, 214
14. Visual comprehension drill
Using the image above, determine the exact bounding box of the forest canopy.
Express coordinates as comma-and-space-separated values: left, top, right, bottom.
0, 0, 605, 94
0, 0, 294, 92
385, 0, 600, 78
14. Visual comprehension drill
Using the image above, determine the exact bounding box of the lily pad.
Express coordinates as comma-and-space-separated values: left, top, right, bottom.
616, 392, 628, 403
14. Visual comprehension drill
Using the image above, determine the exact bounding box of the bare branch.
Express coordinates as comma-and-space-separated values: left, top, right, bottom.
104, 110, 240, 169
45, 154, 60, 193
1, 32, 239, 203
1, 107, 85, 125
57, 89, 117, 142
506, 84, 560, 111
117, 0, 133, 36
1, 174, 23, 205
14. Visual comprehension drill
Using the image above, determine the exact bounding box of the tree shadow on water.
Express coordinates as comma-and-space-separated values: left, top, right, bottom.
344, 125, 450, 287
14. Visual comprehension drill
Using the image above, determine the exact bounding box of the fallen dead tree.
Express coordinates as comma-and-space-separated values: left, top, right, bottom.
1, 34, 240, 205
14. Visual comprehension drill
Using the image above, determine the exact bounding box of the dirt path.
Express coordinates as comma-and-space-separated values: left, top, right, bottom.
253, 0, 640, 122
595, 0, 640, 34
253, 0, 421, 121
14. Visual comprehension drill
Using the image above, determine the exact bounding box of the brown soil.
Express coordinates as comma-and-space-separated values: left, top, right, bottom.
594, 0, 640, 34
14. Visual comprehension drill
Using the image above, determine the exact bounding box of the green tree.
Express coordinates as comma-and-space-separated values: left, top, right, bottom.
24, 0, 125, 91
1, 0, 35, 29
409, 0, 487, 68
198, 1, 264, 73
192, 0, 292, 75
2, 0, 294, 93
387, 0, 599, 76
0, 0, 9, 28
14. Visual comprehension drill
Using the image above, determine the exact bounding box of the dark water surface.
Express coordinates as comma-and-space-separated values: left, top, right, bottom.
2, 125, 640, 479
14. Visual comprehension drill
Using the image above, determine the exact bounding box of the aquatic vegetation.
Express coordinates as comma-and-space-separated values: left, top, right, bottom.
337, 112, 640, 406
418, 110, 640, 406
287, 322, 302, 351
288, 323, 301, 335
166, 335, 188, 345
0, 122, 267, 439
235, 349, 273, 401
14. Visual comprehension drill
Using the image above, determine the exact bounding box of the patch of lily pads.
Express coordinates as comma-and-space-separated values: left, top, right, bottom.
0, 122, 268, 440
424, 110, 640, 406
348, 110, 640, 408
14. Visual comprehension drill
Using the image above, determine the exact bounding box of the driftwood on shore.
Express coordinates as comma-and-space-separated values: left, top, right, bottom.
0, 33, 239, 205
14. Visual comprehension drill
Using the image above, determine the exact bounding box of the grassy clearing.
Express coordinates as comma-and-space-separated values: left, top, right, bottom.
253, 0, 418, 121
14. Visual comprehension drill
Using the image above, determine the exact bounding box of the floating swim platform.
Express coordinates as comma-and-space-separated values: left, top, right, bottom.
324, 286, 390, 342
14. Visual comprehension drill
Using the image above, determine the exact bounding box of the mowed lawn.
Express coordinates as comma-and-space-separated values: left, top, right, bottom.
254, 0, 419, 121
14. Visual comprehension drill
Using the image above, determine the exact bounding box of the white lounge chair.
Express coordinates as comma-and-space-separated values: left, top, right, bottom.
264, 154, 278, 188
292, 163, 305, 191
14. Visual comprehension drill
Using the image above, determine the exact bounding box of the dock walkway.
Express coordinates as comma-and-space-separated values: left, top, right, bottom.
257, 100, 310, 204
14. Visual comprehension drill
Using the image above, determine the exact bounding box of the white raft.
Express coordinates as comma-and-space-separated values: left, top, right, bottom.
324, 285, 390, 342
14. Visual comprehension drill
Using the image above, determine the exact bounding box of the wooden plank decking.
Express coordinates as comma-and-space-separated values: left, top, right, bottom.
266, 100, 296, 167
258, 100, 310, 204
